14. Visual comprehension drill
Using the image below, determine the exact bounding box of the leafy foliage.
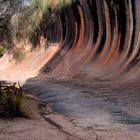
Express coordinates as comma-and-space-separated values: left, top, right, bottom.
0, 0, 73, 55
13, 48, 26, 63
0, 46, 6, 58
32, 0, 72, 12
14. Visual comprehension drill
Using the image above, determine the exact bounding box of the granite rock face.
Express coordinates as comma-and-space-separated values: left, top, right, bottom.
45, 0, 140, 80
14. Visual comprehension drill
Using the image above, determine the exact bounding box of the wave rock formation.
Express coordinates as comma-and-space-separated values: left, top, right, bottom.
45, 0, 140, 80
0, 0, 140, 82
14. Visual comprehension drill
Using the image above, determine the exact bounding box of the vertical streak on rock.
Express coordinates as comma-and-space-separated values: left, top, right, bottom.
47, 0, 140, 79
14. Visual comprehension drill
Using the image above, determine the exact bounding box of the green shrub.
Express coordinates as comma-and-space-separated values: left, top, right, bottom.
13, 7, 42, 40
13, 48, 26, 63
0, 83, 25, 118
32, 0, 72, 12
0, 46, 6, 58
1, 0, 73, 50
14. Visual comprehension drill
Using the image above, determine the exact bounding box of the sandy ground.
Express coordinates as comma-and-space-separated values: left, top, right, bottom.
0, 45, 60, 85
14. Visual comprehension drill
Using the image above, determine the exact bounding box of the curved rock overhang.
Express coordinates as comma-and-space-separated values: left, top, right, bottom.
45, 0, 140, 80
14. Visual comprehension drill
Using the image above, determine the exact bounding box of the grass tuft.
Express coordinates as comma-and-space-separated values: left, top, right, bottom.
0, 82, 26, 118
